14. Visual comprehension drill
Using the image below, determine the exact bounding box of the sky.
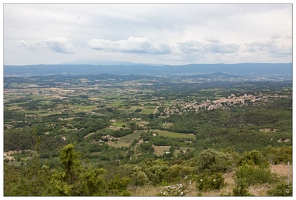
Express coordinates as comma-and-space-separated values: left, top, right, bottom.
3, 3, 293, 65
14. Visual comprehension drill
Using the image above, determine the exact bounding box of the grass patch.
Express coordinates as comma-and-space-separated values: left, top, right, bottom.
75, 105, 93, 111
31, 95, 44, 100
153, 129, 195, 139
129, 106, 144, 110
39, 111, 62, 116
121, 130, 145, 141
152, 145, 170, 156
109, 101, 124, 108
141, 109, 155, 114
111, 122, 127, 127
162, 122, 174, 128
106, 140, 130, 148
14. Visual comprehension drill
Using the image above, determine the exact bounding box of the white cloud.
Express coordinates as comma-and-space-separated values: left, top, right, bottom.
4, 4, 292, 65
17, 37, 75, 54
178, 38, 239, 54
88, 37, 172, 54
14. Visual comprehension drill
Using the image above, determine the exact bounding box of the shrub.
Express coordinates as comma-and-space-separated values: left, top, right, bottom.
163, 164, 194, 184
234, 164, 277, 186
262, 146, 292, 165
107, 175, 131, 196
130, 167, 150, 186
238, 150, 268, 167
158, 184, 188, 196
197, 149, 233, 173
267, 183, 292, 196
196, 173, 225, 191
232, 178, 253, 196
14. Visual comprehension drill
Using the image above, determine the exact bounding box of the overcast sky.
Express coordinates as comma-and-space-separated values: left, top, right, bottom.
3, 3, 292, 65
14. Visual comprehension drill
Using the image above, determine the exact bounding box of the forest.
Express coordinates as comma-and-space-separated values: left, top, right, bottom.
3, 73, 292, 196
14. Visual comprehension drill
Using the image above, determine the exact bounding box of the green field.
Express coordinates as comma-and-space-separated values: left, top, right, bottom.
111, 122, 127, 127
31, 95, 44, 100
75, 105, 94, 111
153, 129, 195, 139
106, 140, 130, 148
129, 106, 144, 110
141, 109, 155, 114
121, 130, 145, 141
109, 101, 124, 108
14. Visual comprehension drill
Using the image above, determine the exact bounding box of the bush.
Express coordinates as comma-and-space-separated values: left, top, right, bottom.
163, 164, 194, 183
234, 164, 277, 186
238, 150, 267, 167
196, 173, 225, 191
107, 175, 131, 196
262, 146, 292, 165
158, 184, 187, 196
197, 149, 233, 173
267, 183, 292, 196
135, 108, 142, 113
130, 167, 151, 186
232, 179, 253, 196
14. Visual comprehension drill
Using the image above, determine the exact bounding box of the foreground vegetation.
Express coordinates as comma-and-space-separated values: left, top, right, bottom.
4, 74, 292, 196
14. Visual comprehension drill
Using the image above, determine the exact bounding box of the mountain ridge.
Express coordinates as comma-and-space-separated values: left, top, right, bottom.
4, 63, 292, 77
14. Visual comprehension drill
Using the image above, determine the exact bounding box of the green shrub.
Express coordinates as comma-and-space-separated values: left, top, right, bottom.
196, 173, 225, 191
107, 174, 131, 196
267, 183, 292, 196
238, 150, 268, 167
232, 178, 253, 196
130, 167, 150, 186
234, 164, 277, 186
262, 146, 292, 165
197, 149, 233, 173
163, 164, 194, 184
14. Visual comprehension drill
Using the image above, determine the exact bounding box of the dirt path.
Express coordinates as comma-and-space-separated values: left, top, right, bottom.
153, 106, 159, 114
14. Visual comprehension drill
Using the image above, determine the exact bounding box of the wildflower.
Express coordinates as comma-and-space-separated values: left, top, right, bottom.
200, 179, 203, 181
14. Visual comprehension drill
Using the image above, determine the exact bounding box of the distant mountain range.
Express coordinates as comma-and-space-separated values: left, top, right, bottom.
4, 63, 292, 78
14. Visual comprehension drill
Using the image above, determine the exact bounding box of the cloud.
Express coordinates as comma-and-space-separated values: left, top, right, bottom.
17, 37, 75, 54
45, 37, 75, 54
87, 37, 172, 54
244, 40, 292, 56
5, 4, 292, 65
178, 38, 240, 54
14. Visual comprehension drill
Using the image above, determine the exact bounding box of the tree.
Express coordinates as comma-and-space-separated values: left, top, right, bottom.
128, 122, 137, 131
4, 133, 51, 196
44, 143, 107, 196
197, 149, 233, 173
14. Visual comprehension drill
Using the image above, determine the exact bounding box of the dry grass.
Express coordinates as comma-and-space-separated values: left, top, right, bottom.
271, 164, 292, 177
106, 140, 130, 148
152, 145, 170, 156
130, 185, 162, 196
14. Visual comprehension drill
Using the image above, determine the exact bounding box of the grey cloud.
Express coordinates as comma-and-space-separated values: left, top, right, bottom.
17, 40, 47, 51
87, 37, 172, 54
45, 37, 75, 54
177, 41, 204, 53
17, 37, 75, 54
178, 39, 239, 54
244, 40, 291, 55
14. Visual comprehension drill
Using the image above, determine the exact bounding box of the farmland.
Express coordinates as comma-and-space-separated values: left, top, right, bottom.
3, 73, 292, 196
